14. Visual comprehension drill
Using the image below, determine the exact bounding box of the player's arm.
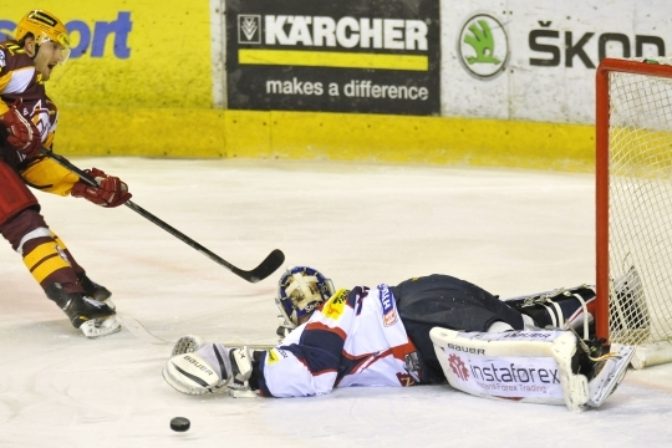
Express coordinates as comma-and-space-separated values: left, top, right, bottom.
162, 335, 341, 398
163, 318, 348, 398
1, 45, 42, 157
163, 289, 356, 398
20, 157, 80, 195
20, 157, 131, 207
0, 101, 41, 158
257, 323, 345, 397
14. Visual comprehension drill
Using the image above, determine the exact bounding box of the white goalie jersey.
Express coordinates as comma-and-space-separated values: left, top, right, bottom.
258, 285, 420, 397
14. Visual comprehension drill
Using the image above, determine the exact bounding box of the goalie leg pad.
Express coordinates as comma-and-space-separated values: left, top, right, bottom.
430, 328, 592, 410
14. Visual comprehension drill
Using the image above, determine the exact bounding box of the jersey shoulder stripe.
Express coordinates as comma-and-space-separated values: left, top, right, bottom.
1, 66, 36, 95
0, 41, 37, 95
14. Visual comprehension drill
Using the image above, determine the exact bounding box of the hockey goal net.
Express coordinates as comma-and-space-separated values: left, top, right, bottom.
596, 57, 672, 368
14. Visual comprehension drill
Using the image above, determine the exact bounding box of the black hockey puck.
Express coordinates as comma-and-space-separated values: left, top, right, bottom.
170, 416, 190, 432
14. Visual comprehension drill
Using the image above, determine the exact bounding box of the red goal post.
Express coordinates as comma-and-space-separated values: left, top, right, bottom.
596, 57, 672, 368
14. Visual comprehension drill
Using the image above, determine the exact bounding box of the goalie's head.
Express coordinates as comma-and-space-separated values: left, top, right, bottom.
276, 266, 335, 327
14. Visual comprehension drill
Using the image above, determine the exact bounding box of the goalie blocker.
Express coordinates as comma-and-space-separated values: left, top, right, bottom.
430, 328, 633, 411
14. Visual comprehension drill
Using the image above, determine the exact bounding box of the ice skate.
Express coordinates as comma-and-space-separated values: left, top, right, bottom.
585, 343, 634, 407
566, 336, 634, 409
79, 273, 112, 303
63, 294, 120, 338
45, 283, 120, 338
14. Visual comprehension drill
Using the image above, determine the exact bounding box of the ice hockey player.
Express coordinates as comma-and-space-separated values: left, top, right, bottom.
163, 266, 634, 410
0, 10, 131, 337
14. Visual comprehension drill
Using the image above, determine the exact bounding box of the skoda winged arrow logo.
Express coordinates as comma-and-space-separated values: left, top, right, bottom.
458, 13, 509, 79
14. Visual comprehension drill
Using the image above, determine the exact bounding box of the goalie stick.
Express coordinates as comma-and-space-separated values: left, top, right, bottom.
42, 149, 285, 283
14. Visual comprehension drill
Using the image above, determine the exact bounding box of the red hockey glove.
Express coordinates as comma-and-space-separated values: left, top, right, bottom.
71, 168, 132, 208
0, 105, 41, 157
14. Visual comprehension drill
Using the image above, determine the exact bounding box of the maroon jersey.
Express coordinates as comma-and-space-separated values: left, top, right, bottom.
0, 39, 58, 168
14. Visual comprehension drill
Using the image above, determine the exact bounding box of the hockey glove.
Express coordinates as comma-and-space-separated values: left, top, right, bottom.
0, 104, 41, 158
71, 167, 132, 208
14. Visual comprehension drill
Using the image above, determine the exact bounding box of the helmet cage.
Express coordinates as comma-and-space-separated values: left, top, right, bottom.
275, 266, 335, 327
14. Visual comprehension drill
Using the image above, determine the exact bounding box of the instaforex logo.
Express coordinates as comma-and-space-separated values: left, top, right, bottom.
470, 362, 560, 384
458, 13, 508, 79
236, 14, 430, 71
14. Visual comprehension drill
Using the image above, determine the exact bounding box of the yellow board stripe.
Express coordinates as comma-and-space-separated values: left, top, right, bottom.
238, 49, 428, 71
30, 255, 71, 283
23, 242, 60, 270
57, 108, 595, 172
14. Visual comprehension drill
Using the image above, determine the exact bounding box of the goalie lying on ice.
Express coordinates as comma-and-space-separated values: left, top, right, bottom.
162, 267, 634, 410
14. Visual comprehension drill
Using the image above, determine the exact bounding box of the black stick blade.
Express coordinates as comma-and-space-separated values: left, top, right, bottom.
233, 249, 285, 283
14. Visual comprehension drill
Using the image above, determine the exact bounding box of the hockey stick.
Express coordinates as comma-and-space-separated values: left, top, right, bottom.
42, 149, 285, 283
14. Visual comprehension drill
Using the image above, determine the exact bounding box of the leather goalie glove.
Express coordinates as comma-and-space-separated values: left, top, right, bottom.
71, 167, 132, 208
0, 104, 42, 158
162, 343, 255, 396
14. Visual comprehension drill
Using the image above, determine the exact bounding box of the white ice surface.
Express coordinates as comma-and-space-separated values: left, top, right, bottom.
1, 158, 670, 447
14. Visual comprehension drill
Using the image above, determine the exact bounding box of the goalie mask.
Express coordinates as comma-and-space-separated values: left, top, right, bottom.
276, 266, 335, 328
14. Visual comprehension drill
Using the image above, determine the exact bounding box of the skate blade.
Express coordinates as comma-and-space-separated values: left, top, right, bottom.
587, 344, 635, 408
102, 298, 116, 311
79, 315, 122, 338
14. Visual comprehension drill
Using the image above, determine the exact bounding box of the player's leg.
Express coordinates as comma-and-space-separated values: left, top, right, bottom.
392, 274, 527, 383
51, 234, 112, 302
505, 285, 596, 338
0, 164, 118, 337
43, 280, 120, 337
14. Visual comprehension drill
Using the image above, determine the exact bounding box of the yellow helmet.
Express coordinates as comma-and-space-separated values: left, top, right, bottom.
15, 10, 70, 49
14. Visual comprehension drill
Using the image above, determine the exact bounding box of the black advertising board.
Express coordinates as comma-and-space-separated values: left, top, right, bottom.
225, 0, 440, 115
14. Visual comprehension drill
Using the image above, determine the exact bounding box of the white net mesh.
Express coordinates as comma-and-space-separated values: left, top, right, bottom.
607, 66, 672, 347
